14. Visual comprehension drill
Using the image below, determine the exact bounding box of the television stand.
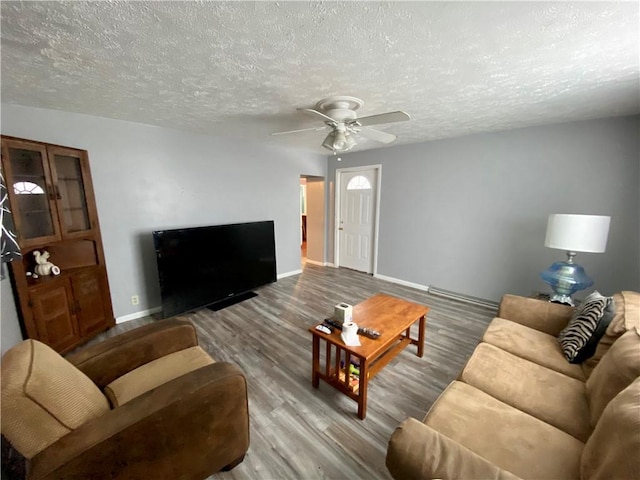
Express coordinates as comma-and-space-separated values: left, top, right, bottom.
207, 291, 258, 312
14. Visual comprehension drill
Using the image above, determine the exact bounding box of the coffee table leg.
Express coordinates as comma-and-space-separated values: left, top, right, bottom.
312, 335, 320, 388
417, 315, 425, 358
357, 360, 368, 419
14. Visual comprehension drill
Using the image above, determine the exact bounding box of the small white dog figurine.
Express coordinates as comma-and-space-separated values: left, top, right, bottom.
33, 250, 60, 276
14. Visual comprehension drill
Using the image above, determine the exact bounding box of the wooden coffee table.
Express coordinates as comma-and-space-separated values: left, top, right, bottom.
309, 293, 429, 419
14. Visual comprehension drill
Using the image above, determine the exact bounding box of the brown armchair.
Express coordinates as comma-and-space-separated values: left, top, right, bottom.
1, 319, 249, 479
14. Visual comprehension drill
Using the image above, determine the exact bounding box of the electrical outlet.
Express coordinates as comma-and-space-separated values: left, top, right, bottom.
131, 295, 139, 306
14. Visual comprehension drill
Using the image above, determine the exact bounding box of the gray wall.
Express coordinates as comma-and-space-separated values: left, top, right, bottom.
328, 116, 640, 302
1, 104, 326, 338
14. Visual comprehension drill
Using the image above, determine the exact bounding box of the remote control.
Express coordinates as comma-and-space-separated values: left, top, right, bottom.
315, 324, 332, 334
358, 327, 381, 339
324, 318, 343, 330
324, 318, 380, 339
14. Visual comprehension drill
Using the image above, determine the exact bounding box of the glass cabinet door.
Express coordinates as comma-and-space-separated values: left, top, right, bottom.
48, 147, 95, 238
1, 139, 61, 246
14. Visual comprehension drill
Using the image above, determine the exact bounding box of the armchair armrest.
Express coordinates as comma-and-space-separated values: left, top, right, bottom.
386, 418, 520, 480
29, 362, 249, 480
65, 319, 198, 388
498, 294, 574, 336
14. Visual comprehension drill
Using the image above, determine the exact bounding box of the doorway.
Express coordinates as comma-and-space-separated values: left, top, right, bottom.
300, 175, 326, 267
334, 165, 381, 274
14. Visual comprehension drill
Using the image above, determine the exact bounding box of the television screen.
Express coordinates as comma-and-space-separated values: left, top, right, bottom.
153, 220, 277, 318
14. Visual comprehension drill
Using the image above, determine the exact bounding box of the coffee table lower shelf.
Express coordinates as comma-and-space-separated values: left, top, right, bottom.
311, 333, 419, 419
309, 294, 428, 419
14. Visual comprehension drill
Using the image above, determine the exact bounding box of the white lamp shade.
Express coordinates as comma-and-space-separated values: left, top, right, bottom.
544, 214, 611, 253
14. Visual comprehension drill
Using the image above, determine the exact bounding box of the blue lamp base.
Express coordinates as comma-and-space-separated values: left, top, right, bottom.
540, 257, 593, 306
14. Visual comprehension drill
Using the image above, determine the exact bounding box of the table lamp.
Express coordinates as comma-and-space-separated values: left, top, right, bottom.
540, 214, 611, 306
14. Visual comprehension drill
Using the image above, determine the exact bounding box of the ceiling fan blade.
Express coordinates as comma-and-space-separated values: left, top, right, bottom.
271, 125, 328, 136
355, 111, 410, 127
359, 128, 397, 144
298, 108, 338, 124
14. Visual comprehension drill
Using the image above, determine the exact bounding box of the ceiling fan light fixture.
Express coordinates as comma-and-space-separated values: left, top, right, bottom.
322, 131, 337, 151
333, 131, 348, 150
344, 133, 357, 150
321, 130, 357, 153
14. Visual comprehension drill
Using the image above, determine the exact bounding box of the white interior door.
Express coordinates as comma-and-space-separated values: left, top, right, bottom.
337, 167, 378, 273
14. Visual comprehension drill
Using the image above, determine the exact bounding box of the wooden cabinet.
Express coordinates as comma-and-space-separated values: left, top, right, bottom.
2, 136, 114, 353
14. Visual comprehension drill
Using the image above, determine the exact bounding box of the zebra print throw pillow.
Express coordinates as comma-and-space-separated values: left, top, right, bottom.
558, 291, 615, 364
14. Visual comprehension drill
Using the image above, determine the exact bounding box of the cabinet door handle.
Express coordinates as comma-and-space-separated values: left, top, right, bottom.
70, 301, 81, 314
54, 184, 62, 200
47, 184, 56, 201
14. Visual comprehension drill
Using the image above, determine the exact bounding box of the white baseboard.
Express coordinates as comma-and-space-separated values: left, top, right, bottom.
118, 271, 302, 323
116, 306, 162, 324
429, 287, 498, 308
374, 273, 430, 292
277, 269, 302, 279
304, 259, 328, 267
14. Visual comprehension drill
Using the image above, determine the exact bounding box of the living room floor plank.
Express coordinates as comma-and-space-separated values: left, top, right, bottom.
80, 264, 497, 479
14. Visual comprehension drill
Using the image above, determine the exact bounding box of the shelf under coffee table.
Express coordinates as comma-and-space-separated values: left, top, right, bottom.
309, 293, 429, 419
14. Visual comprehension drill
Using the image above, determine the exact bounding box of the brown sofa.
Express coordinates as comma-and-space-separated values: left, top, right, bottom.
1, 319, 249, 479
386, 291, 640, 480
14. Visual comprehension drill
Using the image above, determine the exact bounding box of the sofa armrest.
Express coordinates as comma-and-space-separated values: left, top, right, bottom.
65, 319, 199, 388
29, 362, 249, 480
386, 418, 520, 480
498, 294, 574, 336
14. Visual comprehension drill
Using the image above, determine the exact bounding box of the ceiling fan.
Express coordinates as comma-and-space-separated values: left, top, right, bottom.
271, 96, 410, 153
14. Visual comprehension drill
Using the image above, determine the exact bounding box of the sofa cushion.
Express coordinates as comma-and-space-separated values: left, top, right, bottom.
424, 381, 583, 480
483, 317, 585, 380
104, 346, 214, 407
386, 417, 520, 480
1, 340, 110, 459
581, 377, 640, 480
497, 294, 574, 336
585, 327, 640, 427
582, 291, 640, 377
558, 291, 614, 364
461, 343, 591, 441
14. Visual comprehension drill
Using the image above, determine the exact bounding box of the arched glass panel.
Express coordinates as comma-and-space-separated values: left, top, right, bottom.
346, 175, 371, 190
13, 181, 45, 194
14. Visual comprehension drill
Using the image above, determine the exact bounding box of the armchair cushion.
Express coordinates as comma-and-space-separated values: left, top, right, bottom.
1, 340, 110, 459
104, 346, 215, 407
66, 319, 199, 389
29, 362, 249, 480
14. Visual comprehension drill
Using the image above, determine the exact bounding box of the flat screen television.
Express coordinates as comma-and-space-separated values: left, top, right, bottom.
153, 220, 277, 318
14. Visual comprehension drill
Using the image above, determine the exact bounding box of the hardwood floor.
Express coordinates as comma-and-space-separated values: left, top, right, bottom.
83, 264, 497, 479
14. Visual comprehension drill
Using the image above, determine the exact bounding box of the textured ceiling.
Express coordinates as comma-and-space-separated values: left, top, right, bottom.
2, 1, 639, 154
